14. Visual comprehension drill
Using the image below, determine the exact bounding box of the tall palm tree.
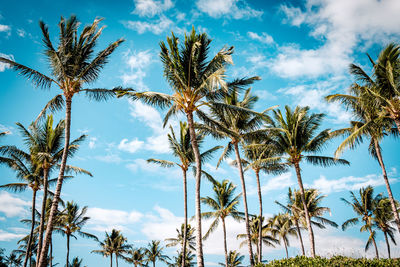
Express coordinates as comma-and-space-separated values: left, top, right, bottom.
117, 28, 235, 267
144, 240, 170, 267
265, 106, 349, 257
5, 252, 22, 267
201, 178, 242, 267
237, 216, 278, 261
267, 213, 297, 259
56, 201, 97, 266
168, 250, 196, 267
148, 121, 220, 265
165, 223, 196, 252
218, 250, 244, 267
239, 140, 286, 262
0, 16, 124, 266
342, 186, 381, 258
125, 248, 146, 267
92, 229, 130, 267
275, 188, 338, 256
198, 87, 267, 266
327, 82, 400, 233
374, 196, 397, 258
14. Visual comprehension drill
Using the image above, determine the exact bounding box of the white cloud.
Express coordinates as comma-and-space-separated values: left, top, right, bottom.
123, 16, 173, 34
0, 229, 24, 241
132, 0, 174, 17
120, 49, 155, 90
0, 24, 10, 34
248, 31, 274, 44
118, 138, 144, 153
0, 53, 13, 72
95, 153, 122, 163
88, 137, 97, 149
0, 191, 30, 217
87, 207, 143, 232
272, 0, 400, 78
261, 173, 295, 195
141, 205, 183, 240
17, 28, 26, 37
196, 0, 263, 20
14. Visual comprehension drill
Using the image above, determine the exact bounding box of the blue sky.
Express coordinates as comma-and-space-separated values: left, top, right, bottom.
1, 0, 400, 266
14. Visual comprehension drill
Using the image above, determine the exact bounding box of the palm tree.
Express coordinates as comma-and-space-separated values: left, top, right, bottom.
125, 248, 146, 267
5, 252, 22, 267
148, 121, 220, 264
68, 257, 83, 267
267, 213, 297, 259
201, 178, 242, 267
342, 186, 381, 258
275, 188, 338, 256
168, 250, 196, 267
265, 106, 349, 257
237, 216, 278, 261
0, 16, 124, 266
198, 87, 267, 266
56, 201, 97, 266
92, 229, 130, 267
218, 250, 244, 267
144, 240, 170, 267
165, 223, 196, 252
240, 140, 286, 262
327, 82, 400, 233
374, 196, 397, 258
117, 28, 234, 267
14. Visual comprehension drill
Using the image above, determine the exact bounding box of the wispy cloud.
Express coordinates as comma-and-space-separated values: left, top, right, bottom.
196, 0, 263, 20
247, 31, 274, 44
0, 191, 30, 218
120, 49, 155, 90
132, 0, 174, 17
123, 16, 173, 35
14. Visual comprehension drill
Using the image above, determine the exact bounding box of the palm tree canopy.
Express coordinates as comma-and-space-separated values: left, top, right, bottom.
218, 250, 244, 267
266, 213, 297, 247
165, 223, 196, 251
237, 216, 279, 248
145, 240, 170, 264
92, 229, 130, 259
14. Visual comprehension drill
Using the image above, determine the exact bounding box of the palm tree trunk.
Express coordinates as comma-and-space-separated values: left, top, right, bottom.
384, 231, 391, 259
186, 112, 204, 267
233, 142, 254, 266
182, 168, 188, 267
255, 169, 263, 263
393, 115, 400, 135
36, 168, 49, 264
283, 238, 288, 259
50, 235, 53, 267
38, 97, 72, 267
110, 254, 113, 267
115, 254, 118, 267
153, 260, 155, 267
222, 217, 228, 267
294, 162, 315, 258
374, 140, 400, 232
23, 189, 37, 267
295, 220, 305, 256
369, 229, 379, 259
66, 234, 70, 267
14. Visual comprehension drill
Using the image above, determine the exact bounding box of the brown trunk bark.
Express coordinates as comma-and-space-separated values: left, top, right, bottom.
66, 234, 70, 267
369, 229, 379, 259
294, 162, 315, 257
186, 112, 204, 267
295, 220, 305, 256
38, 97, 72, 267
222, 217, 228, 267
384, 231, 391, 259
374, 140, 400, 232
49, 236, 52, 267
283, 238, 288, 259
36, 168, 49, 264
182, 168, 188, 267
233, 142, 254, 266
255, 169, 263, 263
115, 254, 118, 267
23, 189, 37, 267
110, 254, 113, 267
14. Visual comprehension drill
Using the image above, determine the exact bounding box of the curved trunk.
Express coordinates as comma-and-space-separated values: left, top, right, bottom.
38, 97, 72, 267
50, 235, 53, 267
384, 231, 391, 259
186, 112, 204, 267
66, 234, 70, 267
23, 189, 37, 267
233, 142, 254, 266
283, 238, 288, 259
182, 168, 188, 267
295, 219, 305, 256
294, 162, 315, 258
369, 229, 379, 259
36, 168, 49, 264
374, 140, 400, 232
222, 217, 228, 267
255, 169, 263, 263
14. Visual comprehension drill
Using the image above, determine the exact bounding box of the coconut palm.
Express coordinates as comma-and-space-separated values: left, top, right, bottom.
148, 121, 220, 263
168, 250, 196, 267
237, 216, 278, 261
68, 257, 83, 267
267, 213, 297, 259
197, 87, 268, 266
0, 16, 125, 266
201, 178, 242, 267
327, 81, 400, 233
117, 28, 235, 267
239, 140, 286, 262
92, 229, 130, 267
265, 106, 349, 257
374, 196, 397, 258
165, 223, 196, 252
144, 240, 170, 267
56, 201, 97, 266
342, 186, 381, 258
125, 248, 146, 267
5, 252, 22, 267
218, 250, 244, 267
275, 188, 338, 256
